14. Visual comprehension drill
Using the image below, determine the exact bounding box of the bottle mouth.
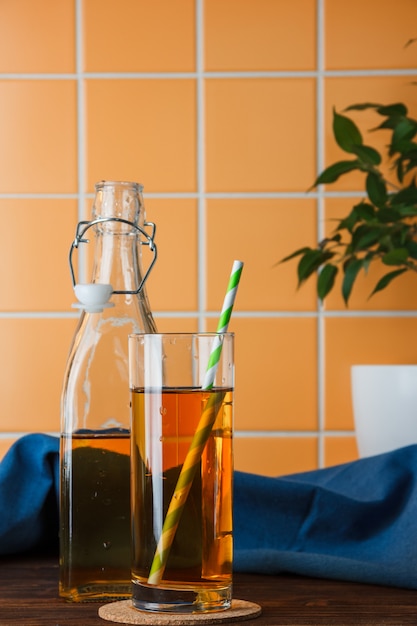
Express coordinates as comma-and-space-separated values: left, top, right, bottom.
95, 180, 143, 193
93, 181, 144, 225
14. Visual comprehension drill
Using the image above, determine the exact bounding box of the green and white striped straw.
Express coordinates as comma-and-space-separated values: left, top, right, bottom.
202, 260, 243, 389
147, 259, 244, 585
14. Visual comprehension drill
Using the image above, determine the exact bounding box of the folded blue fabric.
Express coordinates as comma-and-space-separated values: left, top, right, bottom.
0, 434, 59, 555
1, 434, 417, 589
234, 446, 417, 589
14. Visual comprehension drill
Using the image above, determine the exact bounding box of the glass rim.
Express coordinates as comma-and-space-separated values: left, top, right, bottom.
95, 180, 143, 191
128, 332, 234, 339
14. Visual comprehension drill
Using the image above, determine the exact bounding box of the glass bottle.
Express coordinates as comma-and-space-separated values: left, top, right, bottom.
59, 181, 157, 602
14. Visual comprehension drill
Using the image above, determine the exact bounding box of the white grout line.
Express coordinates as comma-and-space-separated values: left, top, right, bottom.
1, 309, 417, 320
316, 0, 326, 469
204, 68, 417, 78
234, 430, 356, 438
0, 430, 356, 441
196, 0, 206, 331
75, 0, 87, 283
0, 432, 60, 439
0, 69, 415, 80
0, 312, 80, 319
0, 190, 370, 200
0, 193, 79, 199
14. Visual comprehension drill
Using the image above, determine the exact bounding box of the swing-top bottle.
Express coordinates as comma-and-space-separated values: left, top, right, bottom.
59, 180, 157, 602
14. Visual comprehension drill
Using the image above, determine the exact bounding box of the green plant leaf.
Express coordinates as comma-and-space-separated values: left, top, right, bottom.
351, 225, 382, 251
324, 233, 342, 244
381, 248, 409, 265
377, 103, 408, 117
375, 118, 399, 131
333, 110, 363, 153
279, 247, 314, 264
392, 118, 417, 145
352, 144, 381, 165
377, 207, 402, 223
396, 158, 405, 183
297, 249, 331, 284
342, 257, 364, 305
317, 264, 338, 299
366, 172, 387, 207
313, 160, 360, 186
394, 139, 417, 151
389, 138, 417, 158
354, 202, 376, 221
391, 183, 417, 206
406, 240, 417, 260
362, 252, 375, 270
344, 103, 381, 112
344, 103, 408, 120
370, 268, 407, 297
396, 204, 417, 217
403, 149, 417, 172
337, 207, 360, 232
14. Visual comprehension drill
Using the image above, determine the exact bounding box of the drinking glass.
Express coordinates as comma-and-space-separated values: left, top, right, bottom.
129, 332, 234, 613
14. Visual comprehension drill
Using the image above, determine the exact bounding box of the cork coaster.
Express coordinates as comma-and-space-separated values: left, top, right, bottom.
98, 599, 262, 625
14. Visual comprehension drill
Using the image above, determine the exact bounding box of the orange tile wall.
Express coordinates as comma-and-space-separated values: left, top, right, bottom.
0, 0, 416, 477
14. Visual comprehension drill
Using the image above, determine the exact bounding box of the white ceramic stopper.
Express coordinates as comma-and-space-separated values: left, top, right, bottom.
73, 283, 114, 313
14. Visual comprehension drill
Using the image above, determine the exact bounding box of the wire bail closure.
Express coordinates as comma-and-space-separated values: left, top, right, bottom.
69, 217, 157, 312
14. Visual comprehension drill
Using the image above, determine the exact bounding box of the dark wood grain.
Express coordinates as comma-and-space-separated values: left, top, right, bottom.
1, 554, 417, 625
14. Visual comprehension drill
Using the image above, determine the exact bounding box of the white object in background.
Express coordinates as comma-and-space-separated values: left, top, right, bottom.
351, 365, 417, 458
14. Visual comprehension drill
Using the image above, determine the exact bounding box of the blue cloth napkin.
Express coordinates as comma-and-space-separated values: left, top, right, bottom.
1, 434, 417, 589
0, 434, 59, 555
233, 447, 417, 589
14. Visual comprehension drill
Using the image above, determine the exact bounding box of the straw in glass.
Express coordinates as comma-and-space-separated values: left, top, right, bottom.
147, 260, 244, 585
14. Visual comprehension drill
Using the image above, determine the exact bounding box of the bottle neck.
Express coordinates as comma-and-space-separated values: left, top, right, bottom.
92, 231, 143, 294
90, 181, 148, 296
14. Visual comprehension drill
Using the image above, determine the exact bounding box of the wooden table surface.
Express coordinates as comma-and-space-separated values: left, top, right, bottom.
1, 554, 417, 625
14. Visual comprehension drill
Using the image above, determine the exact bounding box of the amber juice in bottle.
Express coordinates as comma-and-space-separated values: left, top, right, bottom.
130, 387, 233, 611
59, 430, 131, 601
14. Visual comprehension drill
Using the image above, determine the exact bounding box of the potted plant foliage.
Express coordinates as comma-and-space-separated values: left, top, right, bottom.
282, 102, 417, 305
281, 102, 417, 457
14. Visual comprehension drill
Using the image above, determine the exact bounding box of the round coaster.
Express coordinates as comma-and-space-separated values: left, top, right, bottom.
98, 599, 262, 625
